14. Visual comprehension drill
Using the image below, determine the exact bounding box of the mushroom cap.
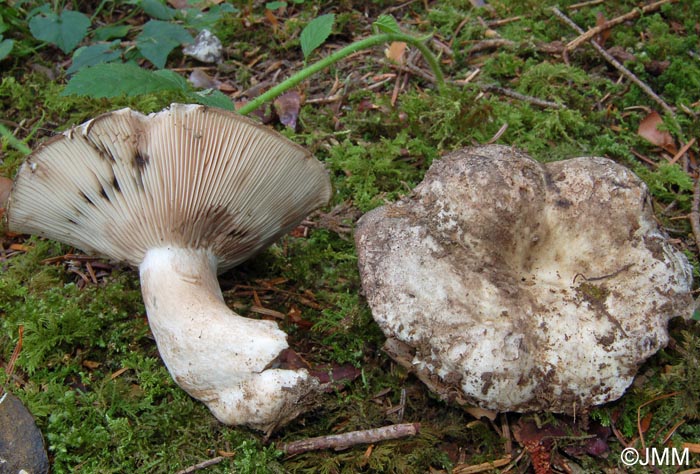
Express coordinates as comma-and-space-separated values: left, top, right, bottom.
7, 104, 331, 270
355, 145, 693, 414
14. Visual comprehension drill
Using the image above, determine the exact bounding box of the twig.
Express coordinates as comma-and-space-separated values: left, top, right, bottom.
1, 326, 23, 398
175, 456, 225, 474
468, 38, 516, 54
692, 175, 700, 252
566, 0, 676, 52
669, 137, 696, 165
551, 7, 675, 116
481, 85, 566, 109
487, 16, 524, 27
637, 392, 679, 450
566, 0, 605, 11
281, 423, 420, 455
453, 456, 512, 474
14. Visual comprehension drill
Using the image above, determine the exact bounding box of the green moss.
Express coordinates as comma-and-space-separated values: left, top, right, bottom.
2, 0, 700, 471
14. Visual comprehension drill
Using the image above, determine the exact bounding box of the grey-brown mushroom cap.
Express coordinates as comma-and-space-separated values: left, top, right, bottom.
7, 104, 332, 270
355, 145, 693, 414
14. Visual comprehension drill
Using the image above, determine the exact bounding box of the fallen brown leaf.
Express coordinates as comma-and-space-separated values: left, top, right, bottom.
385, 41, 407, 64
595, 12, 611, 46
638, 111, 677, 153
274, 90, 302, 129
0, 176, 12, 209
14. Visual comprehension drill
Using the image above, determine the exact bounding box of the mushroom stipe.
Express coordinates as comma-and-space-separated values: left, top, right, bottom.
355, 145, 694, 415
7, 104, 332, 433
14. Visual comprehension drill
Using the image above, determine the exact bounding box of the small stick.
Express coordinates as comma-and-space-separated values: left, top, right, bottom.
551, 7, 675, 116
669, 137, 696, 165
691, 175, 700, 252
481, 85, 565, 109
281, 423, 420, 455
566, 0, 676, 52
487, 16, 524, 28
453, 455, 512, 474
566, 0, 605, 10
1, 326, 23, 398
175, 456, 225, 474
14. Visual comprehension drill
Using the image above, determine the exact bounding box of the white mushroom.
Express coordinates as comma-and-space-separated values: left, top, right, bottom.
355, 145, 693, 414
7, 104, 332, 432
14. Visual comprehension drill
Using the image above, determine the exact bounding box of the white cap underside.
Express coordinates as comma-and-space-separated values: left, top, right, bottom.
8, 104, 332, 268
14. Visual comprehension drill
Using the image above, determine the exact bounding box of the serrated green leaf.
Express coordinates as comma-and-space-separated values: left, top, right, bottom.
0, 39, 14, 60
140, 0, 176, 20
29, 10, 90, 54
67, 42, 122, 74
300, 13, 334, 60
136, 20, 192, 68
373, 14, 401, 34
62, 63, 188, 98
93, 25, 131, 41
187, 89, 235, 110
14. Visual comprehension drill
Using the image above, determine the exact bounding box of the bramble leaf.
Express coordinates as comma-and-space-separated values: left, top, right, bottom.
93, 25, 131, 41
265, 1, 287, 9
136, 20, 192, 68
62, 63, 188, 98
187, 89, 235, 110
28, 10, 91, 54
300, 13, 334, 59
0, 38, 13, 60
373, 14, 401, 34
67, 42, 122, 74
140, 0, 176, 20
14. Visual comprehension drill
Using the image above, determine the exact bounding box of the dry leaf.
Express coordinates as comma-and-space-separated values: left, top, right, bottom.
274, 90, 302, 129
638, 111, 677, 153
385, 41, 407, 64
639, 411, 653, 434
595, 12, 611, 46
9, 243, 31, 252
0, 176, 12, 209
264, 8, 279, 31
188, 69, 219, 89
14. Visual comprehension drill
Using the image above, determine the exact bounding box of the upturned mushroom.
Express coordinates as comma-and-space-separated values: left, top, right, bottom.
355, 145, 693, 414
7, 104, 332, 432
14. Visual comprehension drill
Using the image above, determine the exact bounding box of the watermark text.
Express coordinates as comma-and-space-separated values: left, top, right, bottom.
620, 447, 689, 467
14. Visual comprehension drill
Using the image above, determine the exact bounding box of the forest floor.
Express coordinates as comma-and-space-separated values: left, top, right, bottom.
1, 0, 700, 473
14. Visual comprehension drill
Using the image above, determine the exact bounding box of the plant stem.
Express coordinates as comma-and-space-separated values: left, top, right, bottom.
238, 33, 444, 116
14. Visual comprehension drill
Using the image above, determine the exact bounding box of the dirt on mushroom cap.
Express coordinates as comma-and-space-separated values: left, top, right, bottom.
355, 145, 694, 414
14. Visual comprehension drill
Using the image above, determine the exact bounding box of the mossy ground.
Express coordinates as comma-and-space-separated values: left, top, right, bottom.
1, 0, 700, 472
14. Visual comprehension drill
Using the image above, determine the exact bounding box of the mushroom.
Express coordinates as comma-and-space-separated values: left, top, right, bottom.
7, 104, 332, 432
355, 145, 693, 414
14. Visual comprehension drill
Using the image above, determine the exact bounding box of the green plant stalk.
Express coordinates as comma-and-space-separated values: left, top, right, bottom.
0, 122, 31, 155
237, 32, 444, 116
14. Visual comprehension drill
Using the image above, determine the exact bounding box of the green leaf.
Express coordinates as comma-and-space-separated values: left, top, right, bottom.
62, 63, 188, 98
28, 10, 91, 54
93, 24, 131, 41
187, 89, 235, 110
373, 14, 401, 34
67, 42, 122, 74
136, 20, 193, 68
265, 1, 287, 9
300, 13, 334, 60
139, 0, 176, 20
0, 38, 13, 60
180, 4, 237, 30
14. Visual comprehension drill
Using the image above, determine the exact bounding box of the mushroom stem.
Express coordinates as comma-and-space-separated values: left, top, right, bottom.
139, 247, 317, 430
